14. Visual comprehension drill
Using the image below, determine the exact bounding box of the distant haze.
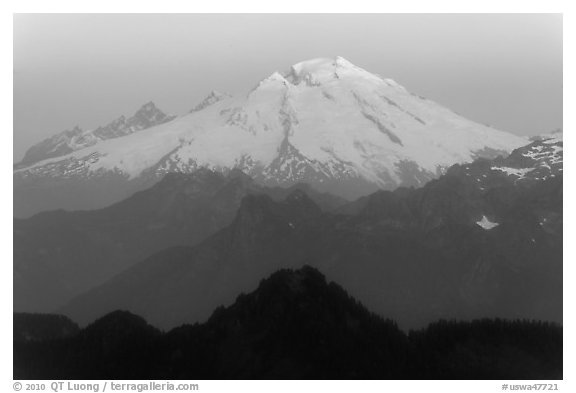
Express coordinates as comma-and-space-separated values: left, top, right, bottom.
13, 13, 562, 162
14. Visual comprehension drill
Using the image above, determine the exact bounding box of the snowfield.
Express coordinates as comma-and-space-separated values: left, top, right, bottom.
15, 56, 528, 195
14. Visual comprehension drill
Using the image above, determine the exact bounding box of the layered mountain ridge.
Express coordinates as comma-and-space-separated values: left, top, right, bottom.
58, 138, 562, 330
14, 56, 527, 217
14, 169, 346, 313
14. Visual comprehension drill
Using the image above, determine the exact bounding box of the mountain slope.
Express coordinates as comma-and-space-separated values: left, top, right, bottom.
15, 268, 562, 379
14, 169, 345, 313
14, 56, 527, 217
164, 266, 408, 379
60, 190, 324, 328
17, 102, 175, 167
60, 141, 562, 330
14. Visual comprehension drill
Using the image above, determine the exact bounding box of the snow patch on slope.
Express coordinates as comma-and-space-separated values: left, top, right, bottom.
476, 215, 499, 230
491, 167, 535, 179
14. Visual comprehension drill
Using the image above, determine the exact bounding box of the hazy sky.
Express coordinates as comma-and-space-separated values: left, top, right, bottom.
13, 13, 562, 162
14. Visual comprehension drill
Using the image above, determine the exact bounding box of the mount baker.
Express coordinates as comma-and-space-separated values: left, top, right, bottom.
14, 56, 527, 217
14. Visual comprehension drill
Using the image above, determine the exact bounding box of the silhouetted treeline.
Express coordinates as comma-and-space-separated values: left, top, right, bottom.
14, 267, 562, 380
13, 313, 79, 342
408, 319, 562, 379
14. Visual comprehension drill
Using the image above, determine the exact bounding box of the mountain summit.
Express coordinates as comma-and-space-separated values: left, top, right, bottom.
17, 101, 175, 167
14, 56, 527, 217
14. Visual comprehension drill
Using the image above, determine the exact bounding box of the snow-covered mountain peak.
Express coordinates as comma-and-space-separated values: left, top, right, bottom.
209, 90, 229, 99
190, 90, 233, 113
334, 55, 356, 67
268, 71, 289, 82
132, 101, 171, 123
15, 56, 531, 216
140, 101, 159, 111
285, 56, 382, 86
17, 102, 176, 167
290, 57, 336, 74
252, 72, 290, 92
67, 126, 84, 136
289, 56, 355, 77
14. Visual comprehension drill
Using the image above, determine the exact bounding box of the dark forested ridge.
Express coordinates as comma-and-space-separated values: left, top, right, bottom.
13, 313, 79, 342
14, 267, 562, 380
